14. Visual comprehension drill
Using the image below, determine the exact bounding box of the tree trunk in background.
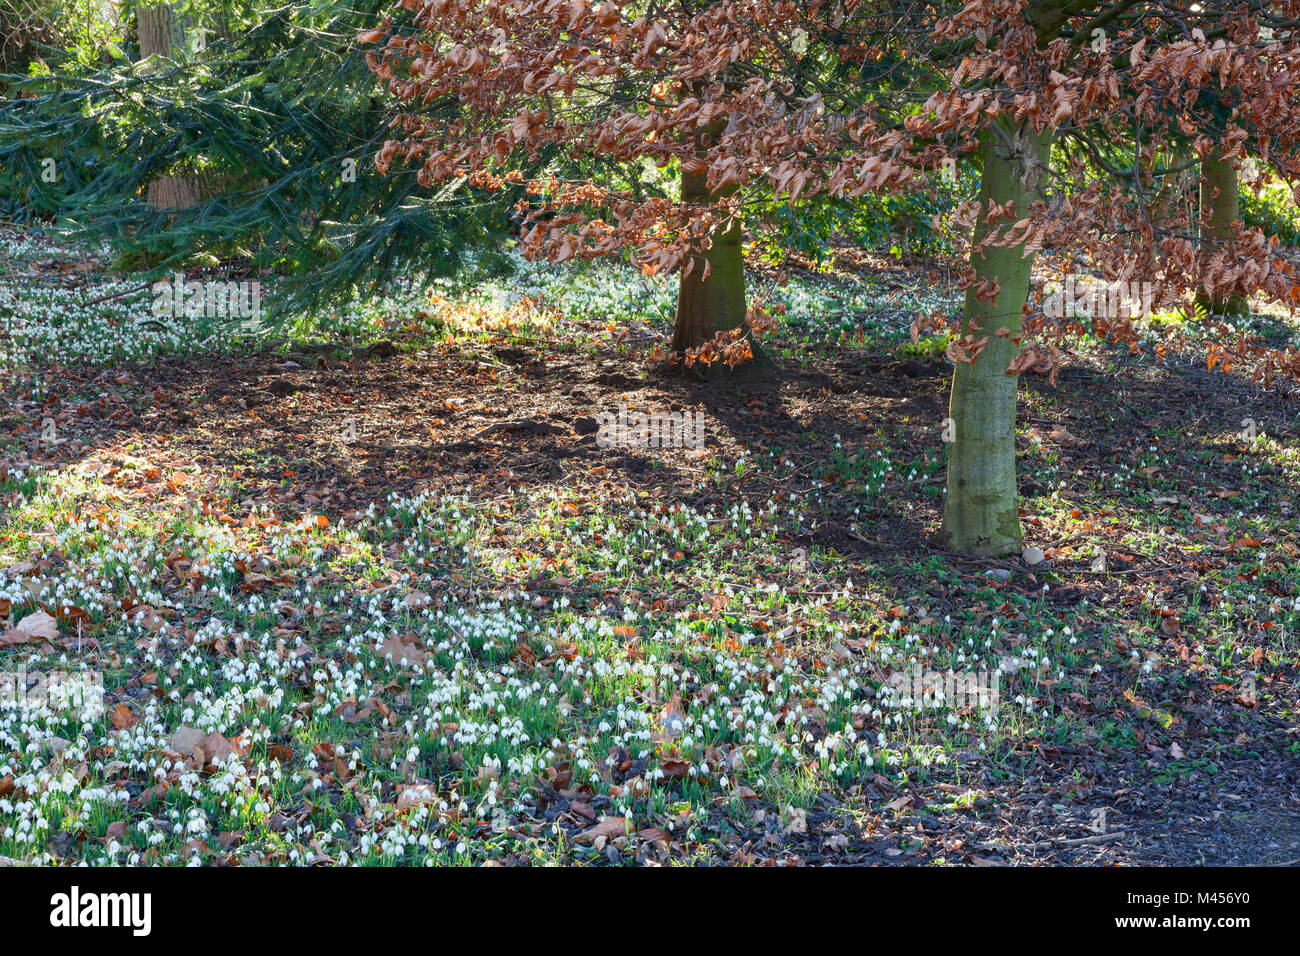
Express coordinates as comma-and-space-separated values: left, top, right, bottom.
137, 2, 183, 57
940, 121, 1054, 556
669, 161, 773, 380
1, 15, 29, 96
138, 3, 204, 212
1197, 151, 1250, 318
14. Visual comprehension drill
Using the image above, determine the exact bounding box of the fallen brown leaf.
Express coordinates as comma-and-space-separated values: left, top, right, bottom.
110, 703, 138, 730
577, 816, 628, 844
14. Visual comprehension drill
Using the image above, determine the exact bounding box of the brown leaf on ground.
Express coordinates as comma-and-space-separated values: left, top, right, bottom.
2, 609, 59, 645
397, 784, 440, 810
171, 725, 208, 755
658, 758, 690, 780
110, 703, 137, 730
547, 763, 573, 789
577, 816, 628, 844
48, 603, 91, 628
138, 782, 168, 806
170, 725, 245, 765
204, 732, 240, 762
104, 821, 128, 842
378, 632, 428, 667
404, 590, 432, 608
126, 605, 168, 634
335, 697, 364, 722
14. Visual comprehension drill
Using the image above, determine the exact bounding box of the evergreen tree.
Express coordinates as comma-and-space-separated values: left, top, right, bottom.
0, 0, 511, 316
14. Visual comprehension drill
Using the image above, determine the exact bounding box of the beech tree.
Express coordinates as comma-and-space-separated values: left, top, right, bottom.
361, 1, 930, 377
1199, 150, 1252, 317
919, 0, 1300, 553
363, 0, 1300, 554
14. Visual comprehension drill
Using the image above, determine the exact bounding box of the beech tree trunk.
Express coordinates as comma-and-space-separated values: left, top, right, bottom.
1197, 151, 1250, 317
139, 3, 204, 212
669, 164, 773, 379
940, 121, 1054, 556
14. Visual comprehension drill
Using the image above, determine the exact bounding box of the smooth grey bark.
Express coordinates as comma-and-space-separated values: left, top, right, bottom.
940, 120, 1055, 556
1196, 151, 1250, 317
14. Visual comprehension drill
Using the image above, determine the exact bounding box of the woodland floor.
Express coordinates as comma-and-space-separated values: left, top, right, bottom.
1, 230, 1298, 865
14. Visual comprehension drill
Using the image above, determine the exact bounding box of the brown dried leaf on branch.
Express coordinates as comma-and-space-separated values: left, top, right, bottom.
357, 0, 1300, 385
